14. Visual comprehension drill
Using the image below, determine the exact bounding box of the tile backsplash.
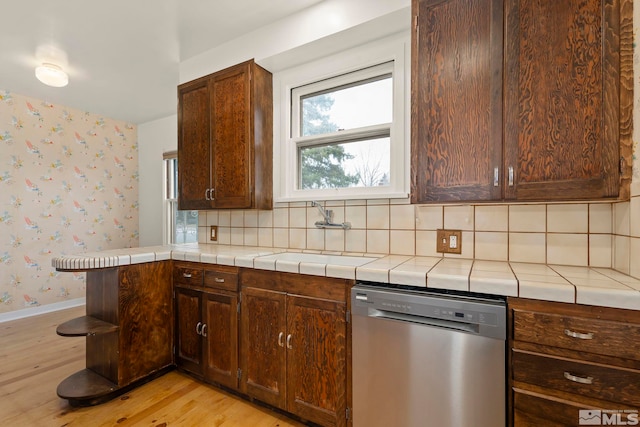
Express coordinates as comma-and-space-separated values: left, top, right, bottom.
198, 193, 640, 280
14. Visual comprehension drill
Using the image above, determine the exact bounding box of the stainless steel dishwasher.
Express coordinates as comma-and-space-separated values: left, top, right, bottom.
351, 284, 507, 427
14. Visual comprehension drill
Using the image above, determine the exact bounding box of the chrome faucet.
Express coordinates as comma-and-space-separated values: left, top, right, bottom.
311, 201, 333, 224
310, 201, 351, 230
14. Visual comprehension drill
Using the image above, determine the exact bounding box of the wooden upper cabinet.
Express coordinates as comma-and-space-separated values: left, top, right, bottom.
411, 0, 633, 203
504, 0, 630, 200
411, 0, 504, 202
178, 79, 211, 210
178, 59, 273, 210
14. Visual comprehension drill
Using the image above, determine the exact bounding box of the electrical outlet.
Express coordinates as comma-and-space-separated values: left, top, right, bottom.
210, 225, 218, 242
436, 229, 462, 254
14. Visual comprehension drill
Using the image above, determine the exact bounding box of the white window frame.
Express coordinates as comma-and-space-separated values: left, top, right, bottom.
273, 34, 409, 202
163, 153, 178, 245
163, 153, 199, 245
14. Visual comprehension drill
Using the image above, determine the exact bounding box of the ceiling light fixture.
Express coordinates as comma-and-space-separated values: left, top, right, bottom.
35, 63, 69, 87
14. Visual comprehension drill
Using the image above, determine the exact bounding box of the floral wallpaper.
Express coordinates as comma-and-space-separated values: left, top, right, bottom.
0, 89, 138, 314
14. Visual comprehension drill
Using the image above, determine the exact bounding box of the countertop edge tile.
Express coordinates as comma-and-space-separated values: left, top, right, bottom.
50, 245, 640, 310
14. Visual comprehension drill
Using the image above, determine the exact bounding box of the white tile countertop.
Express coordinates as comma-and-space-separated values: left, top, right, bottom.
52, 243, 640, 311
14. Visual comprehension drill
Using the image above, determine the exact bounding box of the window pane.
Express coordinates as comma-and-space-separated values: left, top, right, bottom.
299, 137, 390, 189
300, 76, 392, 137
174, 206, 198, 244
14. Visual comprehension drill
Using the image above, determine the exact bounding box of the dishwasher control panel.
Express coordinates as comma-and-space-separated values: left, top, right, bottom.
352, 285, 506, 339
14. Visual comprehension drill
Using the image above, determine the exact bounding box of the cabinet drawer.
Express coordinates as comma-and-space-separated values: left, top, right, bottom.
513, 309, 640, 361
513, 350, 640, 406
514, 388, 590, 427
173, 265, 204, 287
513, 389, 640, 427
203, 268, 238, 292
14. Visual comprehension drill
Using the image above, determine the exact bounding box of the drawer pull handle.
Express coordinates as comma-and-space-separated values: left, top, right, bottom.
214, 277, 225, 283
278, 332, 284, 347
183, 273, 192, 279
564, 371, 593, 385
564, 329, 594, 340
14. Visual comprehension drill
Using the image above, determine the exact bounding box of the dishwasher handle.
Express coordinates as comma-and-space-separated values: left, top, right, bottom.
369, 308, 480, 335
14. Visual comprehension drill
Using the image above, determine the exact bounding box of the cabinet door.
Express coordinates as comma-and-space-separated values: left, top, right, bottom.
240, 286, 287, 409
178, 78, 213, 210
286, 295, 347, 427
504, 0, 620, 200
175, 287, 203, 375
411, 0, 503, 202
202, 290, 238, 389
211, 63, 252, 209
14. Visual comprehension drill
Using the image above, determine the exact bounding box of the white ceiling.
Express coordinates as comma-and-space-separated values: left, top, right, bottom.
0, 0, 324, 124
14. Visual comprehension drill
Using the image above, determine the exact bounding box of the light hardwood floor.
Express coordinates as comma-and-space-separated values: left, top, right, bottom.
0, 306, 306, 426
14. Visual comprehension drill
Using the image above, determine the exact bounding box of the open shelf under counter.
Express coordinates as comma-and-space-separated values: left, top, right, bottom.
56, 316, 119, 337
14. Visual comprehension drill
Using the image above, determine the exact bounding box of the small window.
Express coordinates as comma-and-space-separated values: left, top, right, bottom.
293, 63, 393, 191
164, 154, 198, 244
275, 36, 408, 201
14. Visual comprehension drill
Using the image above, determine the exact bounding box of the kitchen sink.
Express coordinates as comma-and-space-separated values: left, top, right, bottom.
257, 252, 377, 267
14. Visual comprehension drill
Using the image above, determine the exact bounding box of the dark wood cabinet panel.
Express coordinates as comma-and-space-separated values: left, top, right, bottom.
240, 286, 287, 409
513, 308, 640, 362
177, 79, 212, 210
58, 261, 174, 406
211, 65, 251, 208
504, 0, 625, 200
286, 295, 347, 427
411, 0, 503, 202
203, 290, 238, 389
174, 262, 240, 389
118, 262, 174, 385
411, 0, 633, 203
177, 59, 272, 210
509, 297, 640, 426
239, 269, 352, 426
176, 286, 203, 375
513, 349, 640, 406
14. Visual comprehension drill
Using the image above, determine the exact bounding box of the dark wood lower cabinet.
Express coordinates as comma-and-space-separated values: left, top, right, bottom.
286, 295, 347, 427
240, 286, 287, 407
175, 283, 239, 390
56, 261, 174, 406
509, 298, 640, 426
203, 290, 238, 388
240, 270, 350, 427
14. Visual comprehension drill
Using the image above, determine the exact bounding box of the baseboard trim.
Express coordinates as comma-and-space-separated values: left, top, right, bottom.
0, 298, 86, 323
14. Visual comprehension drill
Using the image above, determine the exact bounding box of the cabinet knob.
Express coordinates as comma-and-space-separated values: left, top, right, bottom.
286, 334, 293, 349
564, 329, 594, 340
563, 371, 593, 385
278, 332, 284, 347
196, 321, 203, 335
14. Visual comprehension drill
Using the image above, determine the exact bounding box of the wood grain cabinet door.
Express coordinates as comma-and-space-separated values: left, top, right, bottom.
240, 286, 287, 409
202, 290, 239, 389
177, 78, 213, 210
175, 287, 203, 375
503, 0, 621, 200
411, 0, 503, 203
210, 63, 252, 209
286, 295, 347, 427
